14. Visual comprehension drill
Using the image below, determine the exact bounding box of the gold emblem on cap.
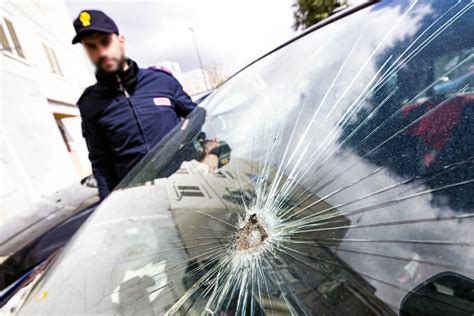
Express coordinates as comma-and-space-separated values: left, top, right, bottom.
79, 11, 91, 27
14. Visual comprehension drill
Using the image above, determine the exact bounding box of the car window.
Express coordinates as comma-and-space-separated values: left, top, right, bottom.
18, 1, 473, 315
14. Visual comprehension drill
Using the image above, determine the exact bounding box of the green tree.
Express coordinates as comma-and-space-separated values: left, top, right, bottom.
292, 0, 346, 30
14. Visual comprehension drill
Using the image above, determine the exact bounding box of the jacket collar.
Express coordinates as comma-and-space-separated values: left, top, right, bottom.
95, 58, 139, 91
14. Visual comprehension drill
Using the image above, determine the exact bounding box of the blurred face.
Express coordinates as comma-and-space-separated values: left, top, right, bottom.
81, 32, 126, 73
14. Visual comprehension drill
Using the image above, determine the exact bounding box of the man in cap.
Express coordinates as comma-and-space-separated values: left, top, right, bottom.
73, 10, 197, 199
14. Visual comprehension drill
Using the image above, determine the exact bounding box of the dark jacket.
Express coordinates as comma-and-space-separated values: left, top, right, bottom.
78, 59, 197, 199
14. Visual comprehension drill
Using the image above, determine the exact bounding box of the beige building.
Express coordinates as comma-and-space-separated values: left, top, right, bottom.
182, 68, 210, 96
0, 0, 95, 224
182, 65, 228, 97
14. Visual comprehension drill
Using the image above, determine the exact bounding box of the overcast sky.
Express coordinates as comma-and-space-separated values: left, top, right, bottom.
66, 0, 299, 75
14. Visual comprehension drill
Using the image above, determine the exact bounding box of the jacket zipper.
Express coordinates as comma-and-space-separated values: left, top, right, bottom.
116, 75, 151, 152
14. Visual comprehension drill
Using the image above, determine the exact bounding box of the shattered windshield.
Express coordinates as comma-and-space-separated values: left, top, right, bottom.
18, 0, 473, 315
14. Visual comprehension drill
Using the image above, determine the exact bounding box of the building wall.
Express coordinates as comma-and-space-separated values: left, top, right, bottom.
182, 68, 210, 96
182, 66, 228, 97
0, 0, 95, 224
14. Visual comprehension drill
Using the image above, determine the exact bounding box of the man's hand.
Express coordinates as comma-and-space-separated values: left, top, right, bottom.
201, 154, 219, 173
203, 138, 219, 154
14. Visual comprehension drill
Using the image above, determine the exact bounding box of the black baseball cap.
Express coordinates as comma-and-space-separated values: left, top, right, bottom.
72, 10, 119, 44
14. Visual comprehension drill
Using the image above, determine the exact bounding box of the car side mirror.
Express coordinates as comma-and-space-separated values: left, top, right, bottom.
400, 271, 474, 315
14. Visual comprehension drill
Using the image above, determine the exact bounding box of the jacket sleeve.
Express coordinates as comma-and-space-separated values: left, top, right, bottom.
171, 77, 197, 117
81, 120, 118, 200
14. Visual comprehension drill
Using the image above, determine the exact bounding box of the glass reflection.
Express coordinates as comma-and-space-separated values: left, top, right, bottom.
16, 1, 473, 315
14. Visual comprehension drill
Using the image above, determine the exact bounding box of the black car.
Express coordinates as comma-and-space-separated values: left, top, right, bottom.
3, 0, 474, 314
0, 176, 99, 304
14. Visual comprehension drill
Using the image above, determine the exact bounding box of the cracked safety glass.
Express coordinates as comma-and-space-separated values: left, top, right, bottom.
16, 0, 474, 315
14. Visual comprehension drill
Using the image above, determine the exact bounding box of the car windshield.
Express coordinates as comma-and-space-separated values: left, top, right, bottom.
18, 0, 473, 314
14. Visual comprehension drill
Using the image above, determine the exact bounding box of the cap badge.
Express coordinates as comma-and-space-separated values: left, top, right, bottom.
79, 11, 91, 27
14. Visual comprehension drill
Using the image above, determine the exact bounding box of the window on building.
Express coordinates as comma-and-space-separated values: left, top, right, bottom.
43, 43, 62, 76
0, 18, 25, 58
54, 117, 73, 153
0, 25, 11, 53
